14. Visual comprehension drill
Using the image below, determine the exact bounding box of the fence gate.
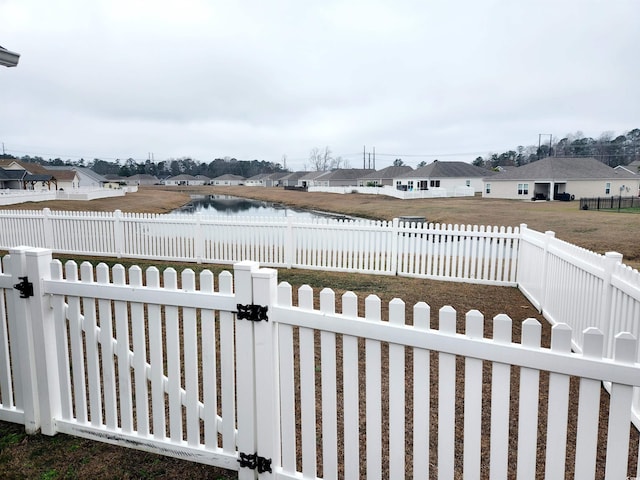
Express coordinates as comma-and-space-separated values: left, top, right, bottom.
0, 247, 282, 480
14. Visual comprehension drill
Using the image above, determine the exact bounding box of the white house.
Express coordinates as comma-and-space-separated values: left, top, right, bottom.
395, 161, 494, 194
46, 166, 109, 188
244, 173, 271, 187
211, 174, 245, 186
164, 174, 199, 186
482, 156, 640, 200
358, 165, 413, 187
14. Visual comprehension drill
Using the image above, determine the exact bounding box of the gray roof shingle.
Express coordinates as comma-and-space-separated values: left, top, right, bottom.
487, 157, 638, 180
399, 161, 495, 179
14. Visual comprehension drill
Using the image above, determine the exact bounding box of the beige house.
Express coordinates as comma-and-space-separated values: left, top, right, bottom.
483, 157, 640, 200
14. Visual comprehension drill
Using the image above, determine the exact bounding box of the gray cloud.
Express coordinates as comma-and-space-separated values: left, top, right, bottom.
1, 0, 638, 169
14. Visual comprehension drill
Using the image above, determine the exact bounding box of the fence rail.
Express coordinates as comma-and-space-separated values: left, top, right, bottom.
0, 208, 520, 285
1, 247, 640, 478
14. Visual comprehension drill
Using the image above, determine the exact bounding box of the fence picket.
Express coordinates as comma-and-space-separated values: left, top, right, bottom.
320, 288, 338, 480
516, 318, 542, 480
163, 267, 181, 442
146, 266, 166, 440
182, 269, 200, 447
80, 262, 103, 428
218, 270, 236, 454
605, 332, 636, 480
277, 282, 296, 473
389, 298, 406, 479
544, 323, 572, 479
574, 327, 604, 480
412, 301, 430, 478
298, 284, 317, 478
200, 270, 218, 450
66, 261, 88, 425
463, 310, 484, 479
438, 306, 457, 480
365, 295, 382, 480
342, 291, 360, 480
490, 314, 512, 480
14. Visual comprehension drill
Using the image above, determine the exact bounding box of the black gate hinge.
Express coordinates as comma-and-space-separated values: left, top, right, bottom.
236, 304, 269, 322
14, 276, 34, 298
238, 451, 272, 473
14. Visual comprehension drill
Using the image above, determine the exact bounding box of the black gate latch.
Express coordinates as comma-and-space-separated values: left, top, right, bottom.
238, 451, 272, 474
14, 277, 34, 298
236, 304, 269, 322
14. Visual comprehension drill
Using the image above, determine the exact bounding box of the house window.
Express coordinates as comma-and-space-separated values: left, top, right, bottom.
466, 180, 471, 187
605, 182, 611, 194
430, 180, 440, 187
408, 180, 414, 191
396, 180, 402, 190
517, 183, 529, 195
485, 183, 491, 194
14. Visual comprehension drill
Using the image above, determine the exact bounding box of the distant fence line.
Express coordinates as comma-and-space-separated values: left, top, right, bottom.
0, 187, 137, 206
0, 208, 520, 285
580, 195, 640, 211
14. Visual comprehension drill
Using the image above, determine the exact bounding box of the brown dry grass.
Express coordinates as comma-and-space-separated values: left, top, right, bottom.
1, 186, 638, 478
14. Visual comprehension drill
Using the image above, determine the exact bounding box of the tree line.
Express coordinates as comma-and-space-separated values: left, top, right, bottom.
472, 128, 640, 169
0, 154, 288, 179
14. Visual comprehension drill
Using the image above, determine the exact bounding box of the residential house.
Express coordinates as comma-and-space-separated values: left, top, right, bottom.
0, 167, 26, 189
297, 171, 327, 188
395, 161, 494, 193
614, 160, 640, 175
194, 175, 211, 185
279, 171, 308, 188
245, 173, 272, 187
211, 174, 245, 186
46, 166, 109, 188
0, 160, 77, 190
312, 169, 375, 187
482, 156, 640, 200
164, 174, 199, 186
50, 169, 80, 191
358, 165, 413, 187
125, 174, 160, 186
265, 172, 289, 187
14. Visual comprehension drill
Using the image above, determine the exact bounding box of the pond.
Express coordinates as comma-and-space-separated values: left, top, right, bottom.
172, 195, 349, 219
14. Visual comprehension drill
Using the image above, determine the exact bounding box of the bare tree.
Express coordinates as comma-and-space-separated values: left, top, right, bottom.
309, 146, 334, 171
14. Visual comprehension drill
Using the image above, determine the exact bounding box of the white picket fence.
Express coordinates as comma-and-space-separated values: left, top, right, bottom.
0, 208, 520, 285
0, 187, 134, 206
1, 246, 640, 479
517, 223, 640, 424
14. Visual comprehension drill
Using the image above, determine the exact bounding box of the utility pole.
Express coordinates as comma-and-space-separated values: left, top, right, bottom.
373, 146, 376, 170
538, 134, 553, 160
363, 145, 366, 169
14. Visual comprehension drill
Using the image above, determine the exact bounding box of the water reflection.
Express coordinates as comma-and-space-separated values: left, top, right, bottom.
173, 195, 343, 219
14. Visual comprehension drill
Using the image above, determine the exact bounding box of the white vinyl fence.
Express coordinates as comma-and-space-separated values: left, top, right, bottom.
517, 223, 640, 424
0, 208, 520, 285
1, 246, 640, 479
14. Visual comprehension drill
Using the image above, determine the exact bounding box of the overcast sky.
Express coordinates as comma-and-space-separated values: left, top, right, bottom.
1, 0, 638, 171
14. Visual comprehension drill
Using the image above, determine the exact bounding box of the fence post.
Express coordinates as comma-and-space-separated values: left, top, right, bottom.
6, 247, 40, 434
194, 213, 204, 264
284, 215, 293, 269
251, 267, 279, 479
42, 208, 53, 249
24, 248, 61, 436
539, 230, 556, 315
234, 261, 259, 480
601, 251, 624, 358
113, 210, 124, 258
390, 217, 400, 275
